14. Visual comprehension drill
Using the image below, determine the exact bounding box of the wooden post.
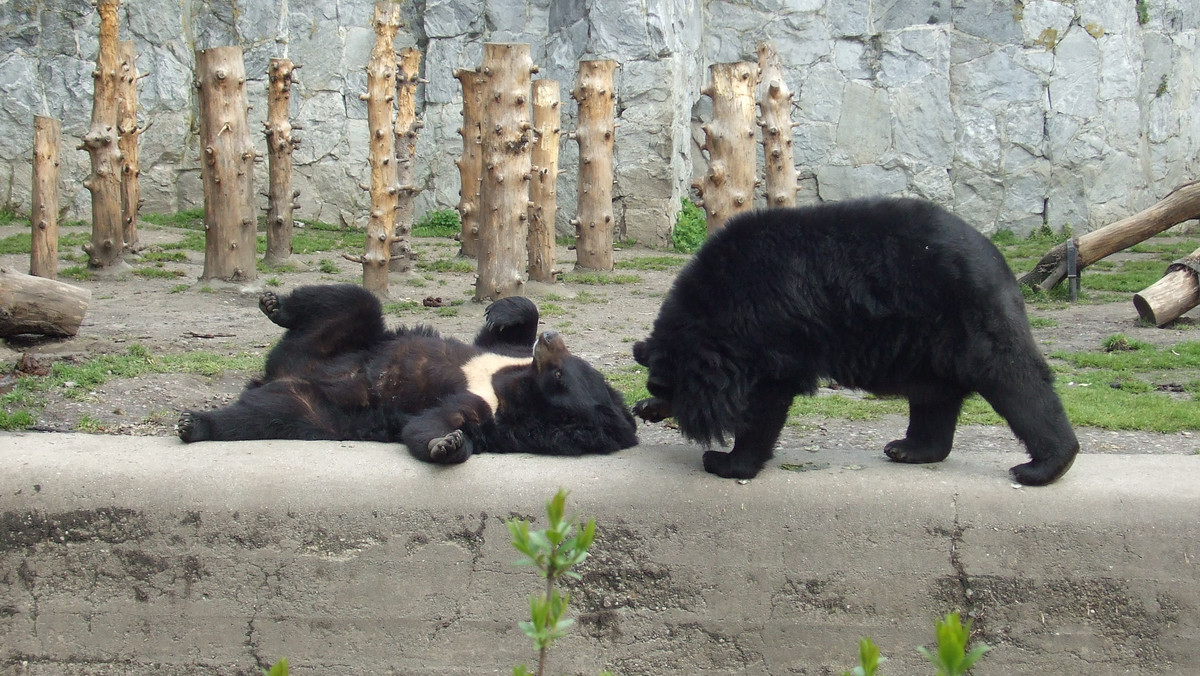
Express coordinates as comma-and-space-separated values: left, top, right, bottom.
195, 46, 258, 283
351, 3, 402, 296
454, 68, 486, 259
390, 46, 422, 274
528, 79, 561, 283
474, 43, 534, 301
571, 60, 617, 271
31, 116, 61, 280
1018, 180, 1200, 291
262, 58, 300, 267
117, 40, 145, 254
0, 268, 91, 338
694, 61, 760, 233
80, 0, 127, 272
1133, 248, 1200, 327
756, 42, 798, 209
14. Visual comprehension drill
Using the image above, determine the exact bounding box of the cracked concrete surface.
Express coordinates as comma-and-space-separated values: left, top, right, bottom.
1, 432, 1198, 675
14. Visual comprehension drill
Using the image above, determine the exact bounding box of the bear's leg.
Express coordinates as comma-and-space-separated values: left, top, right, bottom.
178, 381, 342, 442
702, 388, 793, 479
884, 392, 965, 465
401, 400, 480, 465
261, 285, 389, 380
978, 376, 1079, 486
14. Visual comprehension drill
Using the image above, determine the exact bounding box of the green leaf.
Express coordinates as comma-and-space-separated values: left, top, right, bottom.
263, 658, 288, 676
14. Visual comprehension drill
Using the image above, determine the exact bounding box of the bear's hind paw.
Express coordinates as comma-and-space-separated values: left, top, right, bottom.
1010, 453, 1076, 486
883, 438, 952, 464
428, 430, 472, 464
177, 411, 208, 443
259, 291, 282, 323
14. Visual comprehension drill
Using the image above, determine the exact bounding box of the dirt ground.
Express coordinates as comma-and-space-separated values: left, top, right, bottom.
1, 219, 1198, 460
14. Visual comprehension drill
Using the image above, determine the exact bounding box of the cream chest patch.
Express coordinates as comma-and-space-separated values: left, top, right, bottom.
462, 353, 533, 412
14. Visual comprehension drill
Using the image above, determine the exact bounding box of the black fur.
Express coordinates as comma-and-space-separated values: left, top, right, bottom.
179, 284, 638, 464
633, 198, 1079, 486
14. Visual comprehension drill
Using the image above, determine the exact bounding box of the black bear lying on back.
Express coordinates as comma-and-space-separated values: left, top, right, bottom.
178, 284, 638, 463
633, 197, 1079, 486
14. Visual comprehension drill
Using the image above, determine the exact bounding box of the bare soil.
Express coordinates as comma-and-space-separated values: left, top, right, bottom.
2, 221, 1198, 461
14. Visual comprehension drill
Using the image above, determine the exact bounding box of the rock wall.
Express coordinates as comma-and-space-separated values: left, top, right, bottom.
0, 0, 1195, 248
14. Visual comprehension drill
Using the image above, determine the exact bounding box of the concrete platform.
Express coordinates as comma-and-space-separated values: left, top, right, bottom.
1, 431, 1198, 675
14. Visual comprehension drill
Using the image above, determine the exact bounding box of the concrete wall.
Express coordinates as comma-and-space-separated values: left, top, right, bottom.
0, 0, 1196, 246
3, 434, 1200, 674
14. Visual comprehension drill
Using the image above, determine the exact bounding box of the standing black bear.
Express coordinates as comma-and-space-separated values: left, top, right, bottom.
633, 197, 1078, 486
178, 284, 638, 463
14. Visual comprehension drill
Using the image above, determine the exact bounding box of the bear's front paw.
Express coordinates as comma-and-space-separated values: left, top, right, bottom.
428, 430, 472, 464
177, 411, 208, 443
632, 397, 673, 423
883, 438, 952, 464
702, 450, 763, 480
259, 291, 282, 322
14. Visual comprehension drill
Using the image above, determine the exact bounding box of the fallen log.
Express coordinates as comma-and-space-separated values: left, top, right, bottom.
1018, 180, 1200, 291
0, 267, 92, 338
1133, 248, 1200, 327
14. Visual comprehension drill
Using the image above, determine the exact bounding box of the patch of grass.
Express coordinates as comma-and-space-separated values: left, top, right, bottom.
573, 291, 608, 304
672, 198, 707, 253
1028, 316, 1058, 329
161, 231, 206, 252
1081, 259, 1170, 293
140, 251, 188, 263
616, 255, 689, 272
292, 223, 364, 254
1, 346, 263, 429
141, 208, 204, 228
560, 272, 640, 285
418, 257, 474, 274
434, 306, 459, 317
318, 259, 339, 274
382, 300, 422, 315
59, 265, 94, 281
413, 209, 461, 238
603, 364, 649, 406
169, 284, 189, 293
133, 266, 186, 279
0, 231, 90, 255
265, 277, 282, 287
787, 393, 908, 423
0, 203, 20, 225
75, 415, 106, 433
538, 302, 568, 317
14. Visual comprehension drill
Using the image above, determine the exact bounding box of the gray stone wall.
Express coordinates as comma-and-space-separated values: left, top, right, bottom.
0, 0, 1195, 247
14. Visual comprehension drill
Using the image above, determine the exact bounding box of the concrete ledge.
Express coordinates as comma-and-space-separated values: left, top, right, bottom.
2, 432, 1198, 675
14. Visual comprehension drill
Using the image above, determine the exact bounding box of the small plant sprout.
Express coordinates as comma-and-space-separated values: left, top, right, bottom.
507, 489, 596, 676
263, 658, 288, 675
917, 612, 990, 676
842, 637, 886, 676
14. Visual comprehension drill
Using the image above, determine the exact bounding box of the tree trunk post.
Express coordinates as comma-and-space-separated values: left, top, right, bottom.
0, 267, 92, 338
454, 68, 486, 259
571, 59, 617, 271
474, 43, 534, 301
390, 46, 422, 274
81, 0, 127, 273
353, 3, 402, 296
263, 58, 299, 267
756, 42, 798, 209
31, 116, 61, 280
1018, 180, 1200, 291
195, 46, 258, 284
117, 40, 145, 254
1133, 248, 1200, 327
528, 79, 561, 283
695, 61, 760, 233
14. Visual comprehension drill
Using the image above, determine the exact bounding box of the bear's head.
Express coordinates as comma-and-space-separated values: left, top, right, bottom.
493, 331, 638, 455
632, 333, 751, 447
